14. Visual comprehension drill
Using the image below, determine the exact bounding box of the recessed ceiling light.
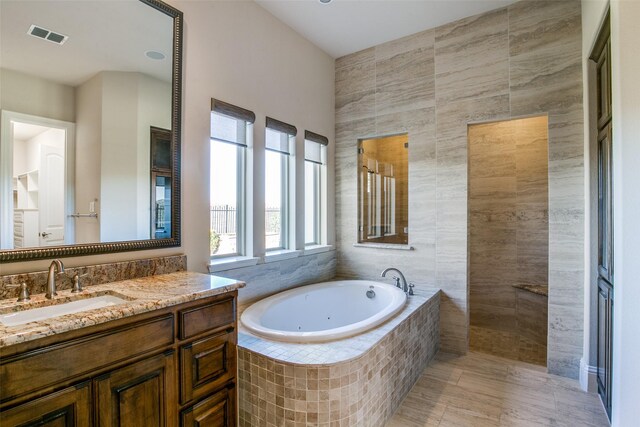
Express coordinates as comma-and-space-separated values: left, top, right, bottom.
319, 0, 332, 4
145, 50, 166, 61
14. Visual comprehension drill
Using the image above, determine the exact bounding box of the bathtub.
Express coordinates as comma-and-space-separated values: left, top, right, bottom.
240, 280, 407, 343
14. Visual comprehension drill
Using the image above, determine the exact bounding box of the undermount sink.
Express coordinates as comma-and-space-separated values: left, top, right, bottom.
0, 294, 130, 327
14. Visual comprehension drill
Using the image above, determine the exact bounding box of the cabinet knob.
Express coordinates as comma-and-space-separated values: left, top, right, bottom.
40, 232, 51, 238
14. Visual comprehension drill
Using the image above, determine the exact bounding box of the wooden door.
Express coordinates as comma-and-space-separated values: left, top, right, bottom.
0, 383, 91, 427
95, 351, 177, 427
180, 385, 235, 427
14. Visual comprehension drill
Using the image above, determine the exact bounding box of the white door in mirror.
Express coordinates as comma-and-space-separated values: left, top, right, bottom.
0, 296, 127, 327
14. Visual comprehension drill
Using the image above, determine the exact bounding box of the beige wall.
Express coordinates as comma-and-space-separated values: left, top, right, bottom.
335, 0, 584, 377
610, 0, 640, 423
74, 74, 103, 244
1, 1, 336, 303
0, 69, 75, 123
468, 116, 548, 363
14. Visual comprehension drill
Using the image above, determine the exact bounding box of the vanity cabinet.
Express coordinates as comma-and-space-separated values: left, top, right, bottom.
95, 351, 177, 426
0, 291, 238, 427
0, 383, 92, 426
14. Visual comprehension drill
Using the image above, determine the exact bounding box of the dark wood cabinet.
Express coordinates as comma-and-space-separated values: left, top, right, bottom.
596, 40, 612, 129
0, 383, 91, 427
590, 11, 612, 421
180, 329, 235, 405
181, 385, 235, 427
597, 123, 613, 283
95, 351, 177, 427
0, 292, 238, 427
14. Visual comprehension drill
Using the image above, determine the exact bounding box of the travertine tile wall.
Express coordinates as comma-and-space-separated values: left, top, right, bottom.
468, 116, 549, 364
214, 251, 336, 304
334, 0, 583, 377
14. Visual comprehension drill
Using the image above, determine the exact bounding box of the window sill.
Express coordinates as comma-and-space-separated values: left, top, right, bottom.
208, 256, 260, 273
264, 249, 302, 263
303, 244, 334, 255
352, 242, 414, 251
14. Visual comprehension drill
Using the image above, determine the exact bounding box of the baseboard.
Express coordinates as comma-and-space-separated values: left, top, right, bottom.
580, 358, 598, 393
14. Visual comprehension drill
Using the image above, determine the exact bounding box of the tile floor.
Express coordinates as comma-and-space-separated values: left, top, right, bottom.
387, 352, 610, 427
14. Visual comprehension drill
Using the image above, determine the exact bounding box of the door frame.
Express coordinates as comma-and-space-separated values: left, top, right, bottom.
0, 110, 76, 248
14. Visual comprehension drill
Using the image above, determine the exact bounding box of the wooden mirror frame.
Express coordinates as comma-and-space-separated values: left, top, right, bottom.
0, 0, 183, 262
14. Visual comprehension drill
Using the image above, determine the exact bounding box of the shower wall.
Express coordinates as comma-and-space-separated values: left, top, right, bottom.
334, 0, 584, 377
468, 116, 548, 364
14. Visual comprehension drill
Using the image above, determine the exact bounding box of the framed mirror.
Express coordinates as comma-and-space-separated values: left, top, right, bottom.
357, 134, 409, 246
0, 0, 183, 262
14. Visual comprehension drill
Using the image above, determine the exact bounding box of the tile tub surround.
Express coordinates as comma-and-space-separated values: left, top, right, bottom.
214, 250, 336, 305
468, 116, 549, 365
334, 0, 584, 377
0, 255, 187, 300
0, 271, 244, 347
237, 288, 440, 426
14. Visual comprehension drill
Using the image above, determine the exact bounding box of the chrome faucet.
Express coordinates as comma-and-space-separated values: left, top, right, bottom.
46, 259, 65, 299
381, 267, 408, 293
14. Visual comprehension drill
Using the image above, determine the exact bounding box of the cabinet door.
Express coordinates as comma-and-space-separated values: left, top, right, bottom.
95, 351, 177, 427
181, 385, 235, 427
597, 278, 613, 420
596, 39, 612, 128
597, 123, 613, 282
0, 382, 91, 427
180, 329, 236, 405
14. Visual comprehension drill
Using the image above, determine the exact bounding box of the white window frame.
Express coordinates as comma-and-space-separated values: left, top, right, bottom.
265, 130, 293, 251
305, 159, 322, 246
210, 113, 249, 259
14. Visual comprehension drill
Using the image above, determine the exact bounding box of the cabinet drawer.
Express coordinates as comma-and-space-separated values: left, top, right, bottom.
0, 382, 91, 427
180, 329, 236, 404
0, 314, 174, 403
179, 297, 235, 340
180, 384, 235, 427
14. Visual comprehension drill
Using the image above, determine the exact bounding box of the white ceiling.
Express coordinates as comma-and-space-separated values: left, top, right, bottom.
0, 0, 173, 87
256, 0, 516, 58
12, 122, 51, 142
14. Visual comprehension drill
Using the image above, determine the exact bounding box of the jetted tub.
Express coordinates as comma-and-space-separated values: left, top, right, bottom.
240, 280, 407, 343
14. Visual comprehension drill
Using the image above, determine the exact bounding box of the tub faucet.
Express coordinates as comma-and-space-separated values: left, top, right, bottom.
46, 259, 65, 299
381, 268, 408, 293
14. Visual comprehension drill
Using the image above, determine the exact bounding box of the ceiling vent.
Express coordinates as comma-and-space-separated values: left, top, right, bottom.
27, 24, 68, 45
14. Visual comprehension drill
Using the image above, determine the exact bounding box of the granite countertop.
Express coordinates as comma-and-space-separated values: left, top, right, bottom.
0, 271, 245, 348
512, 283, 548, 297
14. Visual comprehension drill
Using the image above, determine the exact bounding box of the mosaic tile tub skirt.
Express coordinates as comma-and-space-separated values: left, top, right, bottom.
238, 288, 440, 426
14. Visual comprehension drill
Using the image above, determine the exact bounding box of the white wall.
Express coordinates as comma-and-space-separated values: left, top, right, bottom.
74, 71, 172, 243
75, 74, 103, 244
174, 0, 335, 273
610, 0, 640, 424
137, 74, 172, 238
0, 68, 75, 123
99, 71, 171, 242
1, 1, 335, 284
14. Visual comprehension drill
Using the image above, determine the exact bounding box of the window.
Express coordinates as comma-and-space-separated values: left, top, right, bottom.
304, 131, 327, 245
265, 118, 296, 251
210, 99, 255, 258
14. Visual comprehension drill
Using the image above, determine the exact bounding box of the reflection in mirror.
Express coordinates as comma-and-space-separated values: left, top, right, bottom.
0, 0, 179, 255
357, 134, 409, 245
